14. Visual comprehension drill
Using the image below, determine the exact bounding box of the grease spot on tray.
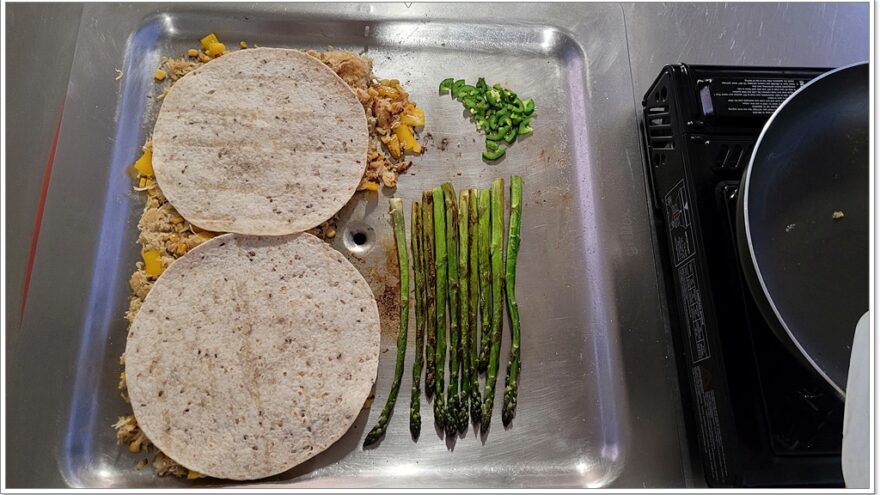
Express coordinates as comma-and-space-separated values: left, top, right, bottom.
349, 234, 400, 337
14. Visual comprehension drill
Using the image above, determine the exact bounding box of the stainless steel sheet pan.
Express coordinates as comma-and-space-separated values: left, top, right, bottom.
9, 3, 685, 488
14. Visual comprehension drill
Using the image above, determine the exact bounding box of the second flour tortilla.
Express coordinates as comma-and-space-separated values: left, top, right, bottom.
151, 48, 369, 235
124, 233, 381, 480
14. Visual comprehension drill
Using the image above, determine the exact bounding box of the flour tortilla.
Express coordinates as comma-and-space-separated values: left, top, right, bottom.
125, 233, 380, 480
151, 48, 369, 235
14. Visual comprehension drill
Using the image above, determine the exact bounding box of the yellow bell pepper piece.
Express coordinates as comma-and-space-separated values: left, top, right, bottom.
133, 149, 153, 177
381, 134, 401, 158
394, 124, 422, 153
380, 79, 402, 91
142, 250, 164, 277
200, 33, 220, 51
389, 135, 402, 158
153, 69, 167, 81
358, 180, 380, 192
206, 42, 225, 57
400, 108, 425, 128
377, 86, 399, 99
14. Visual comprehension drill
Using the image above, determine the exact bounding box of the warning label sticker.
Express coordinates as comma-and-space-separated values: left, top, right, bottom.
678, 259, 711, 363
692, 365, 729, 482
703, 77, 809, 117
664, 180, 696, 267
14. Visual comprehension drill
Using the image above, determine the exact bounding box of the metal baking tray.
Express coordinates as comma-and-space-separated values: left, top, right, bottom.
8, 3, 687, 488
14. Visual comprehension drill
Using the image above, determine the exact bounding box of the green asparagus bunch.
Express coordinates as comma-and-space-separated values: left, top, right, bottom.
365, 175, 523, 446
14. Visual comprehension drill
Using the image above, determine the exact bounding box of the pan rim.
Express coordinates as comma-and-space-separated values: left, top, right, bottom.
741, 60, 868, 398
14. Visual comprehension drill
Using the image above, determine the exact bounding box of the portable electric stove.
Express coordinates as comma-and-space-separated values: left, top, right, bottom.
641, 64, 845, 487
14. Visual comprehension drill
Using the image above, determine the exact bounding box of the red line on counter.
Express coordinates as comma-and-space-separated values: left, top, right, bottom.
19, 105, 64, 324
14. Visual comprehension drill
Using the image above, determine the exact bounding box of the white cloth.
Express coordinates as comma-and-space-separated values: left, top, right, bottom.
842, 311, 871, 488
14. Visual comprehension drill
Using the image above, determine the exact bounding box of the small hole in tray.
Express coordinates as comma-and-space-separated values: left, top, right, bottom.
341, 221, 375, 256
352, 232, 367, 246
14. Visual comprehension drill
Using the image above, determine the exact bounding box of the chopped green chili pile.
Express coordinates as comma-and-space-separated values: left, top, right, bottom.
439, 78, 535, 162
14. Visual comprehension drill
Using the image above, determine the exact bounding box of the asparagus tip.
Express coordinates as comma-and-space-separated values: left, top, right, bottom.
502, 411, 514, 427
502, 403, 515, 426
444, 399, 460, 436
410, 415, 421, 439
480, 416, 491, 435
503, 385, 518, 426
470, 395, 482, 424
362, 426, 384, 448
433, 402, 446, 429
457, 407, 469, 434
480, 402, 492, 433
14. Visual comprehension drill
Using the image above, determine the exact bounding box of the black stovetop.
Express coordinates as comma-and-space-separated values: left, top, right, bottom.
642, 64, 844, 487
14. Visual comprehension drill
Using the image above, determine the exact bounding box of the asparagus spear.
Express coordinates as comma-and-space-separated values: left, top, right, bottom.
457, 189, 471, 433
467, 188, 481, 423
481, 178, 505, 433
364, 198, 410, 447
502, 176, 523, 426
442, 183, 463, 436
423, 192, 436, 398
432, 187, 447, 429
477, 189, 492, 372
409, 202, 425, 438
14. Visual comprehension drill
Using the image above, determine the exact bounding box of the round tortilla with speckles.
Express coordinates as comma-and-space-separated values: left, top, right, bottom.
125, 233, 380, 480
151, 48, 369, 235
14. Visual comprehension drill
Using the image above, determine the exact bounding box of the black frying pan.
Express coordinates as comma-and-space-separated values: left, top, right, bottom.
736, 62, 869, 397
